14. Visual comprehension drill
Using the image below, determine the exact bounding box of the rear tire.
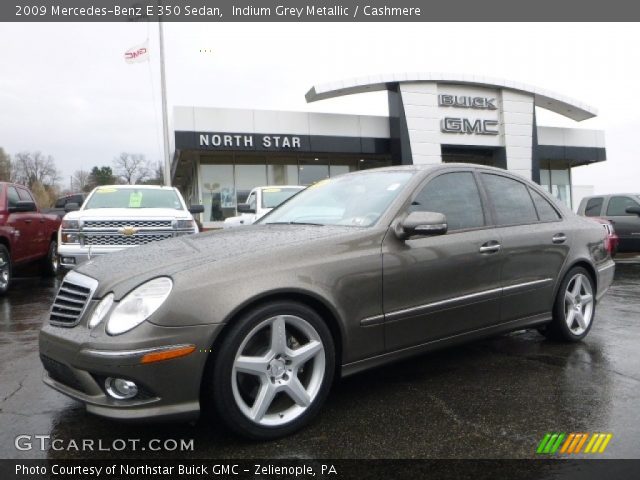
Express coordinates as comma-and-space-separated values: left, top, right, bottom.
540, 267, 596, 342
205, 301, 335, 440
42, 239, 59, 277
0, 245, 12, 296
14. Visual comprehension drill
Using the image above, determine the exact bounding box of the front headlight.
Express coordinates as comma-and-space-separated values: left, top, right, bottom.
88, 293, 114, 328
175, 219, 196, 235
106, 277, 173, 335
61, 219, 79, 230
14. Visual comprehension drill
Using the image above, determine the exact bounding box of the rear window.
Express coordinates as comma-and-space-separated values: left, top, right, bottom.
584, 197, 604, 217
529, 188, 561, 222
85, 188, 183, 210
482, 174, 538, 226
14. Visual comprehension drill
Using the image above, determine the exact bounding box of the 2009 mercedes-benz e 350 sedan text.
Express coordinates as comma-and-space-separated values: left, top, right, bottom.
39, 165, 615, 439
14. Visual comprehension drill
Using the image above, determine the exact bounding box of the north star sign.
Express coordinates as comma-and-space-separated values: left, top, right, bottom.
198, 133, 302, 149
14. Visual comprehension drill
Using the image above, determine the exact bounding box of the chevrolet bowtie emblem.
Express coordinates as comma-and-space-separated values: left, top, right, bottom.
119, 226, 138, 236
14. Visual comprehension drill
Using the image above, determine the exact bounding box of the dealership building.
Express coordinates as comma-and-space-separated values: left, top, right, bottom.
170, 73, 606, 228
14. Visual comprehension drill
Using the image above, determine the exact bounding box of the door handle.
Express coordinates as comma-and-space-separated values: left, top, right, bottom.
40, 218, 45, 223
24, 219, 32, 224
479, 241, 501, 254
552, 233, 567, 244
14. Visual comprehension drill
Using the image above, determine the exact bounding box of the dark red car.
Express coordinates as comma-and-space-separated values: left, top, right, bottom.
0, 182, 61, 294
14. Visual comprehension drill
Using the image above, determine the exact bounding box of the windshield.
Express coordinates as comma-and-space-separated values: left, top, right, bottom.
85, 187, 183, 210
261, 187, 304, 208
258, 171, 413, 227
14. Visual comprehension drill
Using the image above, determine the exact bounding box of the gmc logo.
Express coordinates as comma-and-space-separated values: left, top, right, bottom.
441, 117, 499, 135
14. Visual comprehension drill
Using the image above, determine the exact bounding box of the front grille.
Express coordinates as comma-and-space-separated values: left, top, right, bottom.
41, 355, 86, 393
84, 220, 173, 229
49, 272, 97, 327
84, 233, 173, 246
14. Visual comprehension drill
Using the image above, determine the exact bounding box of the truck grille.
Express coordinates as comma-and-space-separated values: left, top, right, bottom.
49, 272, 98, 327
84, 233, 174, 246
84, 220, 173, 229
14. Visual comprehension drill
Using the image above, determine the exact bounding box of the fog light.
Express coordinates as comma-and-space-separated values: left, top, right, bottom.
62, 257, 76, 265
104, 377, 138, 400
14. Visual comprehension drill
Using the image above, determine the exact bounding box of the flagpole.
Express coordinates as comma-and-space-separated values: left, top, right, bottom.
158, 19, 171, 186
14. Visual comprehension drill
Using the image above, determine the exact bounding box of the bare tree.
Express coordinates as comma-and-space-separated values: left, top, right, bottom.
0, 147, 13, 182
12, 151, 60, 188
113, 152, 150, 185
71, 169, 91, 192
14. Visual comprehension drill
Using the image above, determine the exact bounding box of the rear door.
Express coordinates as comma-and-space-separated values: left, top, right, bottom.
17, 187, 47, 259
383, 169, 503, 351
604, 195, 640, 252
479, 173, 569, 322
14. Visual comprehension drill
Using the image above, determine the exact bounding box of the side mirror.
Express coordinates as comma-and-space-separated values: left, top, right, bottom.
395, 211, 448, 240
625, 206, 640, 216
237, 203, 255, 214
189, 204, 204, 214
9, 200, 37, 213
65, 202, 80, 212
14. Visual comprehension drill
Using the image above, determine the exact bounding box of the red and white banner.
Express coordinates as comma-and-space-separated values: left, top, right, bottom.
124, 40, 149, 64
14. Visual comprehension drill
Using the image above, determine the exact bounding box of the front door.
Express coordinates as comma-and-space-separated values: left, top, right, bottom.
383, 170, 503, 351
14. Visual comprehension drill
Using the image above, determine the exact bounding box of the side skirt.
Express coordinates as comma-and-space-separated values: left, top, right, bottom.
340, 313, 551, 378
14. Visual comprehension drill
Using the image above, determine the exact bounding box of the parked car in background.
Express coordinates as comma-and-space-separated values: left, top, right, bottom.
223, 186, 305, 228
57, 185, 203, 269
587, 217, 619, 257
40, 165, 614, 439
577, 194, 640, 252
0, 182, 61, 294
43, 193, 87, 218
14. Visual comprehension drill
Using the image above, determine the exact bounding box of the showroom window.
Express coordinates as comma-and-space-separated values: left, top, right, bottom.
539, 162, 572, 208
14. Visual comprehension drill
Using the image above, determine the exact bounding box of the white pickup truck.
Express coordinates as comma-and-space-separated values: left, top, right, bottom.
223, 185, 305, 228
57, 184, 203, 269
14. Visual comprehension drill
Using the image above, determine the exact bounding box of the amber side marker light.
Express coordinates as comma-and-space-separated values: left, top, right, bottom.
140, 345, 196, 364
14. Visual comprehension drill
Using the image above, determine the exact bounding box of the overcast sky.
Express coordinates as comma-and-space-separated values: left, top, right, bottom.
0, 22, 638, 194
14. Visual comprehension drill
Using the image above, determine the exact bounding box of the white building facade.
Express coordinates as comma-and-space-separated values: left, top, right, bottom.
172, 74, 606, 228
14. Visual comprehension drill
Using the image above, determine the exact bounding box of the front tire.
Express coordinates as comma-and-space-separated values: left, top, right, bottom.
207, 301, 335, 440
540, 267, 596, 342
42, 239, 59, 277
0, 245, 12, 296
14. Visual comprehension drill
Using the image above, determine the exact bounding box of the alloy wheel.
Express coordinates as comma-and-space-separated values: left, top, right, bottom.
231, 314, 325, 426
0, 251, 9, 290
564, 273, 594, 335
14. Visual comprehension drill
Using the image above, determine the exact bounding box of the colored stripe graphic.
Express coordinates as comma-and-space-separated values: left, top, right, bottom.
538, 433, 613, 455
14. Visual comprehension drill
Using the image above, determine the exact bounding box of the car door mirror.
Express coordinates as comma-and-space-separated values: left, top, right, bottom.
237, 203, 255, 214
396, 211, 448, 240
189, 204, 204, 214
625, 206, 640, 216
64, 202, 80, 212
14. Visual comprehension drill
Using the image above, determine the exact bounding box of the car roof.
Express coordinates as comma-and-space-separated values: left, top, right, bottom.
345, 163, 525, 176
92, 184, 175, 190
582, 193, 640, 199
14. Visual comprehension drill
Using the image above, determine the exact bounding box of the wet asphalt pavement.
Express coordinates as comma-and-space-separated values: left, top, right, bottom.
0, 262, 639, 460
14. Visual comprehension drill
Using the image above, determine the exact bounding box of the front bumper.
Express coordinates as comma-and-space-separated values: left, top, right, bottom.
58, 244, 131, 269
39, 320, 224, 422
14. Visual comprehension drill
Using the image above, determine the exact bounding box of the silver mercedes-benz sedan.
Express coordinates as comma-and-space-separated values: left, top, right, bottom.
39, 164, 615, 439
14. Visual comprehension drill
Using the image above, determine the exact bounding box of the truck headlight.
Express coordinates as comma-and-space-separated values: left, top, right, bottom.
106, 278, 173, 335
61, 233, 80, 244
175, 219, 196, 235
61, 219, 79, 229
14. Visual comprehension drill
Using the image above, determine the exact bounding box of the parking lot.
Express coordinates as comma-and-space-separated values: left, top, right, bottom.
1, 261, 639, 460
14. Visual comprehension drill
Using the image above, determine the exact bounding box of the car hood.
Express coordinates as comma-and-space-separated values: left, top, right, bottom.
75, 224, 358, 296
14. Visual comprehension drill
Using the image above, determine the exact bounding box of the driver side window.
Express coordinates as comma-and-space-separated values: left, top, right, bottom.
410, 172, 485, 231
247, 192, 257, 211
